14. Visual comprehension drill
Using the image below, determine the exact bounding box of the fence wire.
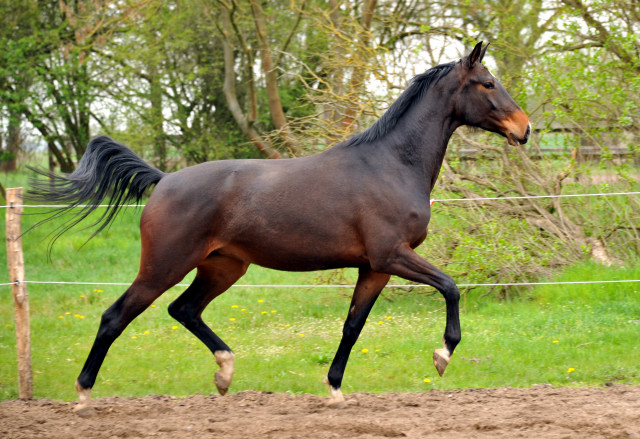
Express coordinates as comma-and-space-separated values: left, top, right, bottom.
2, 190, 639, 289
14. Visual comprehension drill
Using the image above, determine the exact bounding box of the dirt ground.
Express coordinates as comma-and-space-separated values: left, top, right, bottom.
1, 386, 639, 439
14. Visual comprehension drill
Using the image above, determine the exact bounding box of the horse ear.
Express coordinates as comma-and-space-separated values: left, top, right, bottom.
478, 42, 490, 64
467, 42, 484, 68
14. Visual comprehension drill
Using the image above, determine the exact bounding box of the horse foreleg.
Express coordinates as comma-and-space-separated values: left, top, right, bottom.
168, 254, 248, 395
372, 246, 461, 377
325, 267, 390, 407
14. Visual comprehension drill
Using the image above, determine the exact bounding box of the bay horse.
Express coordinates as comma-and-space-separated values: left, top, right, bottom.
29, 43, 530, 411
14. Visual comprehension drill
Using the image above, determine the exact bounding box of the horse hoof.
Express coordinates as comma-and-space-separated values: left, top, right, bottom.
323, 376, 347, 408
433, 348, 450, 377
214, 371, 230, 395
73, 404, 95, 417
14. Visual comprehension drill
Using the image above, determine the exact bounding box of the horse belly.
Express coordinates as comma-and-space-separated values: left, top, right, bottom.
219, 230, 368, 272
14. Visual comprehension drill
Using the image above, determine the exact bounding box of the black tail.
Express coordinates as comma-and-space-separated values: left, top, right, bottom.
28, 135, 165, 246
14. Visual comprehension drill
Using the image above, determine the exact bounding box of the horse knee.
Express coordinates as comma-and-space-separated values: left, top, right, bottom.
440, 276, 460, 302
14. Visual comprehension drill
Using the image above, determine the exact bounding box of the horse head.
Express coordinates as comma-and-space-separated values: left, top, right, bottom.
454, 42, 531, 146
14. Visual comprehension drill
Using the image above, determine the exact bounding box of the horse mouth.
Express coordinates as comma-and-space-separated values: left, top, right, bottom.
502, 114, 531, 146
506, 131, 527, 146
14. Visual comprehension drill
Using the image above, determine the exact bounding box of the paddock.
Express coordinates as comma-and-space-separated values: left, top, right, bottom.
2, 386, 639, 438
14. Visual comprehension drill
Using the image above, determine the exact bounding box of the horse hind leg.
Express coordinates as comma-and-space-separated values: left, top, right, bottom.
168, 253, 248, 395
74, 275, 181, 414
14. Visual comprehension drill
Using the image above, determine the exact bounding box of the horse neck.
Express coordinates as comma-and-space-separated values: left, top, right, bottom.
386, 95, 460, 191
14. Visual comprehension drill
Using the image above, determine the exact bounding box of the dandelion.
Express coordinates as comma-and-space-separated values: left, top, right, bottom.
377, 321, 384, 325
271, 310, 277, 313
552, 340, 559, 343
299, 333, 305, 337
229, 318, 236, 321
285, 324, 291, 327
131, 336, 137, 339
258, 299, 264, 303
386, 316, 392, 320
65, 312, 71, 315
79, 315, 85, 319
361, 348, 369, 354
567, 367, 575, 373
58, 316, 64, 319
261, 311, 268, 315
79, 295, 85, 298
74, 314, 81, 318
151, 304, 156, 308
172, 325, 179, 330
143, 331, 150, 335
241, 309, 246, 312
232, 305, 239, 309
424, 378, 431, 383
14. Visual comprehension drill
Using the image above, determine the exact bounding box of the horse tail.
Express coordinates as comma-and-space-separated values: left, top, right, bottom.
28, 135, 166, 246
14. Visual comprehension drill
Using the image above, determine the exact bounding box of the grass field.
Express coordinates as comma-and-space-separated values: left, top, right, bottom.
1, 170, 639, 401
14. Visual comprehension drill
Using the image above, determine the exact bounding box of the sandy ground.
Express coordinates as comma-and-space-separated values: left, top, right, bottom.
1, 386, 639, 438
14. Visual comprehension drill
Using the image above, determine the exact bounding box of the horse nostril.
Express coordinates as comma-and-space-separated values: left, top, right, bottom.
522, 123, 531, 144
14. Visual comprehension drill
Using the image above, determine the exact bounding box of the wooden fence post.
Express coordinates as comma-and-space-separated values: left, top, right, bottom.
5, 187, 33, 399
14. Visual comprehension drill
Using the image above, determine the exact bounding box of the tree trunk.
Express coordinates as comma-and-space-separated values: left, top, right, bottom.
248, 0, 301, 155
219, 8, 281, 159
1, 112, 21, 172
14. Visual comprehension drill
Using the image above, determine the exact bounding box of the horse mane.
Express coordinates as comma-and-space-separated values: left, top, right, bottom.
344, 61, 457, 147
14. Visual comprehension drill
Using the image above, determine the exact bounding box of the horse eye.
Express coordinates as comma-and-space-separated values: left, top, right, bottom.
483, 82, 495, 90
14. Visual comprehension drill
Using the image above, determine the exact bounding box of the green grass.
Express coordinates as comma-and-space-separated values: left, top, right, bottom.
1, 171, 639, 401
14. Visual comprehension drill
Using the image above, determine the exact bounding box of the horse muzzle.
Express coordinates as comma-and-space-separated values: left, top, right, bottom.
501, 110, 530, 146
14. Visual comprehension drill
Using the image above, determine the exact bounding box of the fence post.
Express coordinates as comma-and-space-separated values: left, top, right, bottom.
5, 187, 33, 399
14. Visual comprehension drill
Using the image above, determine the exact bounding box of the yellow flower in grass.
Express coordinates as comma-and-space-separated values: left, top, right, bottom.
567, 367, 576, 373
258, 299, 264, 303
552, 340, 559, 344
229, 318, 236, 322
172, 325, 179, 330
231, 305, 239, 309
143, 331, 150, 335
361, 348, 369, 354
424, 378, 431, 383
261, 311, 268, 315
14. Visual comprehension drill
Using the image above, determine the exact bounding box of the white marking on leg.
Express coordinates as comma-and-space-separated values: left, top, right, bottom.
323, 376, 346, 408
433, 339, 451, 377
214, 350, 235, 395
73, 380, 94, 415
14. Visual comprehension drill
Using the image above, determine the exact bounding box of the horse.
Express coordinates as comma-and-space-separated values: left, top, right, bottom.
28, 42, 530, 411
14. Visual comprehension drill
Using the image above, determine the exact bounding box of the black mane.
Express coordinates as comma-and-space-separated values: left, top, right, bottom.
344, 61, 457, 147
